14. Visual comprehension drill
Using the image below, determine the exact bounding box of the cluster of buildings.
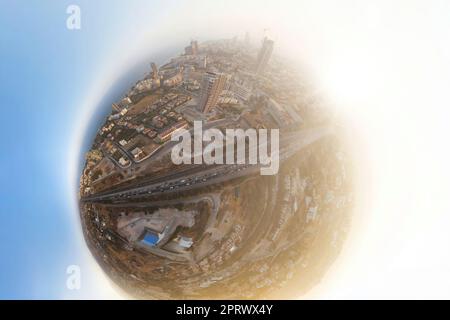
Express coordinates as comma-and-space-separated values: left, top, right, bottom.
80, 36, 309, 202
78, 35, 356, 301
197, 224, 243, 272
82, 36, 308, 199
116, 208, 196, 257
97, 91, 192, 169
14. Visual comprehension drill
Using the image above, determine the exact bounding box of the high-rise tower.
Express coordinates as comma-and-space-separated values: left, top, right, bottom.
185, 40, 199, 55
255, 37, 274, 74
151, 62, 159, 80
190, 40, 198, 55
199, 72, 227, 113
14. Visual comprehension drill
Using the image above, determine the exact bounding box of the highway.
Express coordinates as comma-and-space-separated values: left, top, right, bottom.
81, 127, 331, 203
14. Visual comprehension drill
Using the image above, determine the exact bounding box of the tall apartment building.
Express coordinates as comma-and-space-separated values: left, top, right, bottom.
185, 40, 199, 55
255, 37, 274, 74
151, 62, 159, 80
199, 71, 227, 113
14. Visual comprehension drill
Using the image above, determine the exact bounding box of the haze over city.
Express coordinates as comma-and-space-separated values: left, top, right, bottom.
1, 0, 450, 299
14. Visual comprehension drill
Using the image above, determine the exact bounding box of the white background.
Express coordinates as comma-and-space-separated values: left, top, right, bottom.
70, 0, 450, 299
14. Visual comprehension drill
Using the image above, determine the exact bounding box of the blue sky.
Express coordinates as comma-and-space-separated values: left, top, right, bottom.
0, 0, 241, 299
0, 0, 178, 299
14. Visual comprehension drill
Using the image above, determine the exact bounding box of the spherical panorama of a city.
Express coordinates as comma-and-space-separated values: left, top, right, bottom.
78, 37, 354, 299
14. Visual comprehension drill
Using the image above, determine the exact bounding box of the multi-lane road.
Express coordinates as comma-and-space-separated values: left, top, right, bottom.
81, 127, 331, 203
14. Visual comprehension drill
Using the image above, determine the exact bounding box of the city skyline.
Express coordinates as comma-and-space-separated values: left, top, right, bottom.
2, 0, 450, 300
77, 37, 351, 299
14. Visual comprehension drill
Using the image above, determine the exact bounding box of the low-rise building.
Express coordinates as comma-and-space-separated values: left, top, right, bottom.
155, 120, 188, 143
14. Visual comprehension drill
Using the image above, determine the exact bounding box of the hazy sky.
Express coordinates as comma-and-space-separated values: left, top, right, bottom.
1, 0, 450, 299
